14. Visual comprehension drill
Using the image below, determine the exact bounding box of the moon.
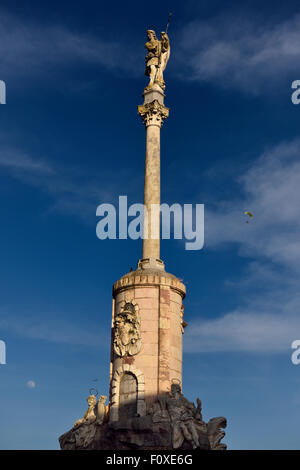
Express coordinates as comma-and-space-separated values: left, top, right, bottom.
27, 380, 36, 388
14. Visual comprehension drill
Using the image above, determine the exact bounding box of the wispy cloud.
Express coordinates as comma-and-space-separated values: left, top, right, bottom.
177, 12, 300, 93
3, 7, 299, 95
185, 311, 300, 353
205, 138, 300, 270
0, 315, 106, 349
0, 147, 134, 223
0, 146, 133, 221
0, 9, 140, 79
0, 149, 54, 173
185, 138, 300, 353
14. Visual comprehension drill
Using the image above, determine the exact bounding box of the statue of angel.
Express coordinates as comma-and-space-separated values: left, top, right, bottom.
145, 30, 170, 90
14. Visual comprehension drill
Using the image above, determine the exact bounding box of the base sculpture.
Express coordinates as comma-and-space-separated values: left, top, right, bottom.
59, 384, 227, 451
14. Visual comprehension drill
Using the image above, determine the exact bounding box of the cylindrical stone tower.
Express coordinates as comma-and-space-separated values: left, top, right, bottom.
109, 83, 186, 422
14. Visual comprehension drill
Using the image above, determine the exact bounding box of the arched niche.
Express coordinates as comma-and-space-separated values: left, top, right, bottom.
119, 372, 138, 420
110, 364, 146, 422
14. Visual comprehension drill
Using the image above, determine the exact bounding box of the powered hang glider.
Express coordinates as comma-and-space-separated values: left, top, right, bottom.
244, 211, 253, 223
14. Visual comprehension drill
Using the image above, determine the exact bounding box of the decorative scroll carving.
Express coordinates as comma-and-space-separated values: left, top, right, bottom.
138, 100, 169, 127
113, 300, 142, 357
207, 417, 227, 450
180, 305, 188, 334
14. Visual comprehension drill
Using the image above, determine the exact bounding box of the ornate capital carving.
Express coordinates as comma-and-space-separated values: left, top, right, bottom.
138, 100, 169, 127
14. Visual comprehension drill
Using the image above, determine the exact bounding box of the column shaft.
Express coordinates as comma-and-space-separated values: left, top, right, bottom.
138, 99, 169, 265
143, 124, 161, 260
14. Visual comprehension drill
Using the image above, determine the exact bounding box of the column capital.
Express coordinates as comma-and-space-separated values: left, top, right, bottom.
138, 99, 169, 128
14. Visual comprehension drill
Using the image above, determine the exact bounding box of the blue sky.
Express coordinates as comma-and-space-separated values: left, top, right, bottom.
0, 0, 300, 449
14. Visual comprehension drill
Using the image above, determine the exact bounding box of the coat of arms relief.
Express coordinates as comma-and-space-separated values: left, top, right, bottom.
113, 300, 142, 357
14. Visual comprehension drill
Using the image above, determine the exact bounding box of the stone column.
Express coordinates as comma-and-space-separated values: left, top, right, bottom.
138, 89, 169, 269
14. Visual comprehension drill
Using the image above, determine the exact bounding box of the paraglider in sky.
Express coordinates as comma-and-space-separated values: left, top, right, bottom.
244, 211, 253, 223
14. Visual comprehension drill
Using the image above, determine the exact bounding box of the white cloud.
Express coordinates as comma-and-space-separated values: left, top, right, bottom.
184, 311, 300, 353
177, 12, 300, 93
185, 138, 300, 353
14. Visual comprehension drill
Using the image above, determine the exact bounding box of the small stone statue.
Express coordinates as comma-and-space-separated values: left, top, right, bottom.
195, 398, 203, 421
59, 393, 108, 450
73, 394, 108, 429
145, 29, 170, 90
71, 394, 98, 448
73, 394, 97, 428
96, 395, 108, 425
147, 384, 227, 450
149, 394, 169, 422
166, 383, 200, 449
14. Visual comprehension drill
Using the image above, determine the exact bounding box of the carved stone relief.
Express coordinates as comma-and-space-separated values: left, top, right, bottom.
113, 300, 142, 357
148, 383, 227, 450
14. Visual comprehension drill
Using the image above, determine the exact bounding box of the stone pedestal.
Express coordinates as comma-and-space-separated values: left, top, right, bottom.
59, 418, 212, 450
59, 390, 227, 451
143, 84, 165, 105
